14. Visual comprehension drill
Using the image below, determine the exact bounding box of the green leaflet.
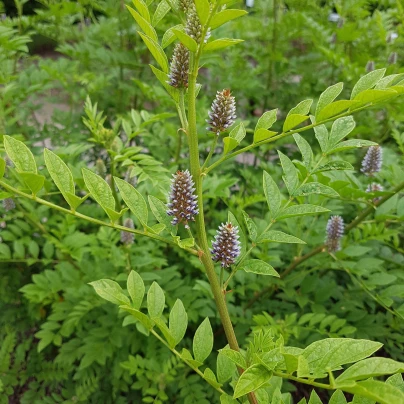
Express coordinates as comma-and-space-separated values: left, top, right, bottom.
169, 299, 188, 347
240, 259, 280, 277
127, 270, 145, 310
204, 38, 244, 52
210, 9, 248, 29
147, 281, 165, 319
263, 170, 281, 217
257, 230, 306, 244
4, 135, 37, 173
351, 68, 386, 99
89, 279, 130, 306
193, 317, 213, 363
233, 365, 272, 399
172, 29, 197, 52
316, 82, 344, 116
278, 151, 299, 195
115, 177, 148, 227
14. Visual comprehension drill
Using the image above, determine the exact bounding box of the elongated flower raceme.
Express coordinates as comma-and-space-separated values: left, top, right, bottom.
167, 170, 198, 229
167, 43, 189, 88
207, 89, 237, 135
325, 215, 344, 252
366, 182, 384, 203
121, 218, 135, 245
185, 2, 210, 44
211, 222, 241, 267
361, 146, 382, 176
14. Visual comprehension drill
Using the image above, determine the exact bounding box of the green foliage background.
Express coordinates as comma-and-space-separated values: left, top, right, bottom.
1, 0, 404, 403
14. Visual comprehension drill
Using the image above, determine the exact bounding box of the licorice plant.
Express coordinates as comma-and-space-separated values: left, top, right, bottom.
2, 1, 404, 403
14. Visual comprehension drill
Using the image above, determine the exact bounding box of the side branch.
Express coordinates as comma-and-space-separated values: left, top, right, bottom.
0, 180, 198, 256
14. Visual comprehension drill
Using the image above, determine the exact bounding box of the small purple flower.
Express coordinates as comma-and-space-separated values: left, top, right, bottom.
167, 170, 198, 229
121, 218, 135, 245
325, 215, 344, 252
361, 146, 382, 176
206, 89, 237, 135
366, 183, 384, 203
167, 43, 189, 88
211, 222, 241, 267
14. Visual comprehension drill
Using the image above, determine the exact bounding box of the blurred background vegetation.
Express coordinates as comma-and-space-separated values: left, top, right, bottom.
1, 0, 404, 403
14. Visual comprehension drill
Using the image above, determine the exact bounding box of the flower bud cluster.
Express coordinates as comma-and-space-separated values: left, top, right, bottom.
121, 218, 135, 245
325, 215, 344, 252
207, 89, 237, 135
211, 222, 241, 267
168, 43, 189, 88
167, 170, 198, 229
361, 146, 383, 176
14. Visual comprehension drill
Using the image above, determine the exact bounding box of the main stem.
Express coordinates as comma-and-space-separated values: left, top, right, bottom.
187, 55, 257, 404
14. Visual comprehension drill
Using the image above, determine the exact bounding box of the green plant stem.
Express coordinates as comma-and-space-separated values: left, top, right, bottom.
201, 135, 219, 170
108, 152, 121, 211
244, 180, 404, 309
273, 371, 334, 390
150, 329, 229, 397
205, 104, 371, 174
0, 180, 198, 256
186, 8, 258, 403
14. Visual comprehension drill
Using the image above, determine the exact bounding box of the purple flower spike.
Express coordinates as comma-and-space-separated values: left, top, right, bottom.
211, 222, 241, 267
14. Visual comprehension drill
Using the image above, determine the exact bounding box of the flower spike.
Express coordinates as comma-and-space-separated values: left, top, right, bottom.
325, 215, 344, 252
211, 222, 241, 267
167, 170, 199, 229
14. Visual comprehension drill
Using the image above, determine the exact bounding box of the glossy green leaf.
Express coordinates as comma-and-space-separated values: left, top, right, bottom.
229, 122, 246, 143
329, 116, 356, 147
169, 299, 188, 347
253, 129, 278, 143
293, 133, 313, 168
127, 6, 158, 42
263, 170, 281, 217
314, 124, 329, 152
218, 348, 247, 369
82, 168, 116, 214
217, 350, 236, 383
336, 357, 404, 383
288, 99, 313, 116
308, 390, 323, 404
329, 390, 347, 404
343, 380, 404, 404
127, 270, 145, 310
172, 28, 198, 52
255, 109, 277, 132
161, 24, 182, 49
120, 305, 154, 329
327, 139, 377, 154
89, 279, 130, 305
242, 210, 257, 242
233, 365, 272, 399
152, 0, 171, 26
240, 259, 279, 277
4, 135, 37, 173
44, 148, 76, 205
204, 38, 243, 52
138, 32, 169, 73
115, 177, 148, 226
277, 204, 330, 219
301, 338, 382, 377
316, 100, 358, 121
353, 88, 397, 106
315, 161, 354, 173
351, 68, 386, 99
210, 9, 247, 29
150, 64, 180, 102
316, 82, 343, 116
195, 0, 210, 24
148, 195, 174, 230
147, 281, 165, 319
257, 230, 306, 244
223, 137, 239, 154
294, 182, 339, 197
278, 151, 299, 195
19, 172, 45, 195
193, 317, 213, 363
132, 0, 150, 22
283, 114, 308, 132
